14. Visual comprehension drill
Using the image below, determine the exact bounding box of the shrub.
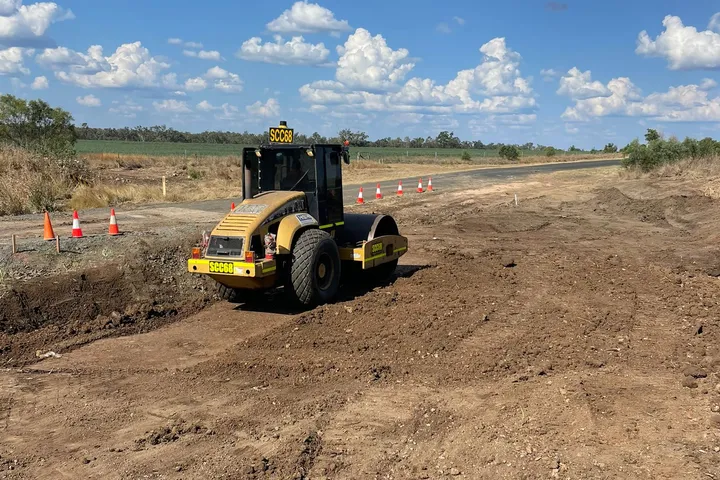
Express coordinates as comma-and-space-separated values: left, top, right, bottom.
545, 147, 557, 157
188, 168, 204, 180
603, 143, 618, 153
622, 132, 720, 172
498, 145, 520, 161
461, 150, 471, 161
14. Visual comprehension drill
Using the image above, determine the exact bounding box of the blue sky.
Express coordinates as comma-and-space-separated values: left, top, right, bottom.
1, 0, 720, 149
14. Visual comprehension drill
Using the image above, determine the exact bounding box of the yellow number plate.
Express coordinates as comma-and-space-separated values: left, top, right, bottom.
268, 127, 294, 144
208, 261, 234, 274
371, 243, 383, 254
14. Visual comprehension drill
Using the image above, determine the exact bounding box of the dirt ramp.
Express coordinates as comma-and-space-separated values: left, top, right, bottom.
587, 187, 716, 227
0, 234, 214, 366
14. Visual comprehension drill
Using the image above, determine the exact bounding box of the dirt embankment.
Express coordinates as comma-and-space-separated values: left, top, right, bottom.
1, 168, 720, 479
0, 232, 215, 365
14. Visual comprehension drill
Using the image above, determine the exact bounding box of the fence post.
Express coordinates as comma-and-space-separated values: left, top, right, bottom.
11, 234, 16, 254
162, 176, 167, 197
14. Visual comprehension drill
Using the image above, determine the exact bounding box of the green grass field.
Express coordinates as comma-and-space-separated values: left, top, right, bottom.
76, 140, 571, 159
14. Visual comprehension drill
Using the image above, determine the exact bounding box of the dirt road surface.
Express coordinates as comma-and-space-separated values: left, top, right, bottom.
2, 165, 720, 479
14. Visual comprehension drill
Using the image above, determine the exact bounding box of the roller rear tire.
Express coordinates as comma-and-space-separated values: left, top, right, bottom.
286, 229, 341, 306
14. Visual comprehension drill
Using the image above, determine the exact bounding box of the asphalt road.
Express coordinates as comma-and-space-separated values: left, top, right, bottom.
180, 158, 622, 213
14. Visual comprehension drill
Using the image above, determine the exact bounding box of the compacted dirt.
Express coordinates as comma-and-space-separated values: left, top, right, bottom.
2, 167, 720, 479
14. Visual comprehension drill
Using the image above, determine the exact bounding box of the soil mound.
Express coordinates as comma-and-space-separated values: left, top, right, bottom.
0, 234, 215, 365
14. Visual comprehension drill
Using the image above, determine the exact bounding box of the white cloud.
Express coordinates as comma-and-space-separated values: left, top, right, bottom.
471, 38, 533, 96
0, 46, 31, 74
53, 42, 171, 89
196, 100, 215, 111
246, 98, 280, 118
299, 33, 536, 116
182, 49, 196, 57
202, 65, 243, 93
184, 76, 207, 91
0, 1, 74, 46
335, 28, 414, 91
710, 13, 720, 33
437, 17, 464, 34
160, 72, 179, 89
560, 71, 720, 123
557, 67, 610, 99
561, 77, 641, 121
168, 37, 204, 49
204, 65, 228, 80
237, 35, 329, 65
30, 74, 46, 88
0, 1, 21, 17
628, 84, 720, 122
194, 100, 240, 120
108, 100, 143, 118
197, 50, 221, 60
701, 78, 718, 90
636, 14, 720, 70
36, 45, 105, 73
153, 99, 191, 113
267, 1, 350, 34
76, 94, 101, 107
436, 22, 451, 34
216, 103, 239, 120
215, 76, 243, 93
540, 68, 560, 81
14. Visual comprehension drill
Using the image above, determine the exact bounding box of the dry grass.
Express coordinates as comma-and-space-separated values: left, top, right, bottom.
0, 145, 74, 215
69, 179, 244, 210
68, 153, 245, 209
82, 152, 241, 171
620, 155, 720, 179
618, 155, 720, 199
649, 155, 720, 178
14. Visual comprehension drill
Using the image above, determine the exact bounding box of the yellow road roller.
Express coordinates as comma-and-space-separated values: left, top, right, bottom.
188, 121, 408, 306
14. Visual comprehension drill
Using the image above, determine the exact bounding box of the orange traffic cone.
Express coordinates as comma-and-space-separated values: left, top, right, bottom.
375, 183, 383, 199
71, 210, 83, 238
417, 178, 424, 193
108, 208, 120, 235
231, 202, 235, 211
43, 211, 55, 241
356, 187, 364, 204
397, 180, 403, 196
427, 176, 433, 192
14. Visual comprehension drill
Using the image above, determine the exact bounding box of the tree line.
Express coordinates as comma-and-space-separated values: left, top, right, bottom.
76, 123, 600, 153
